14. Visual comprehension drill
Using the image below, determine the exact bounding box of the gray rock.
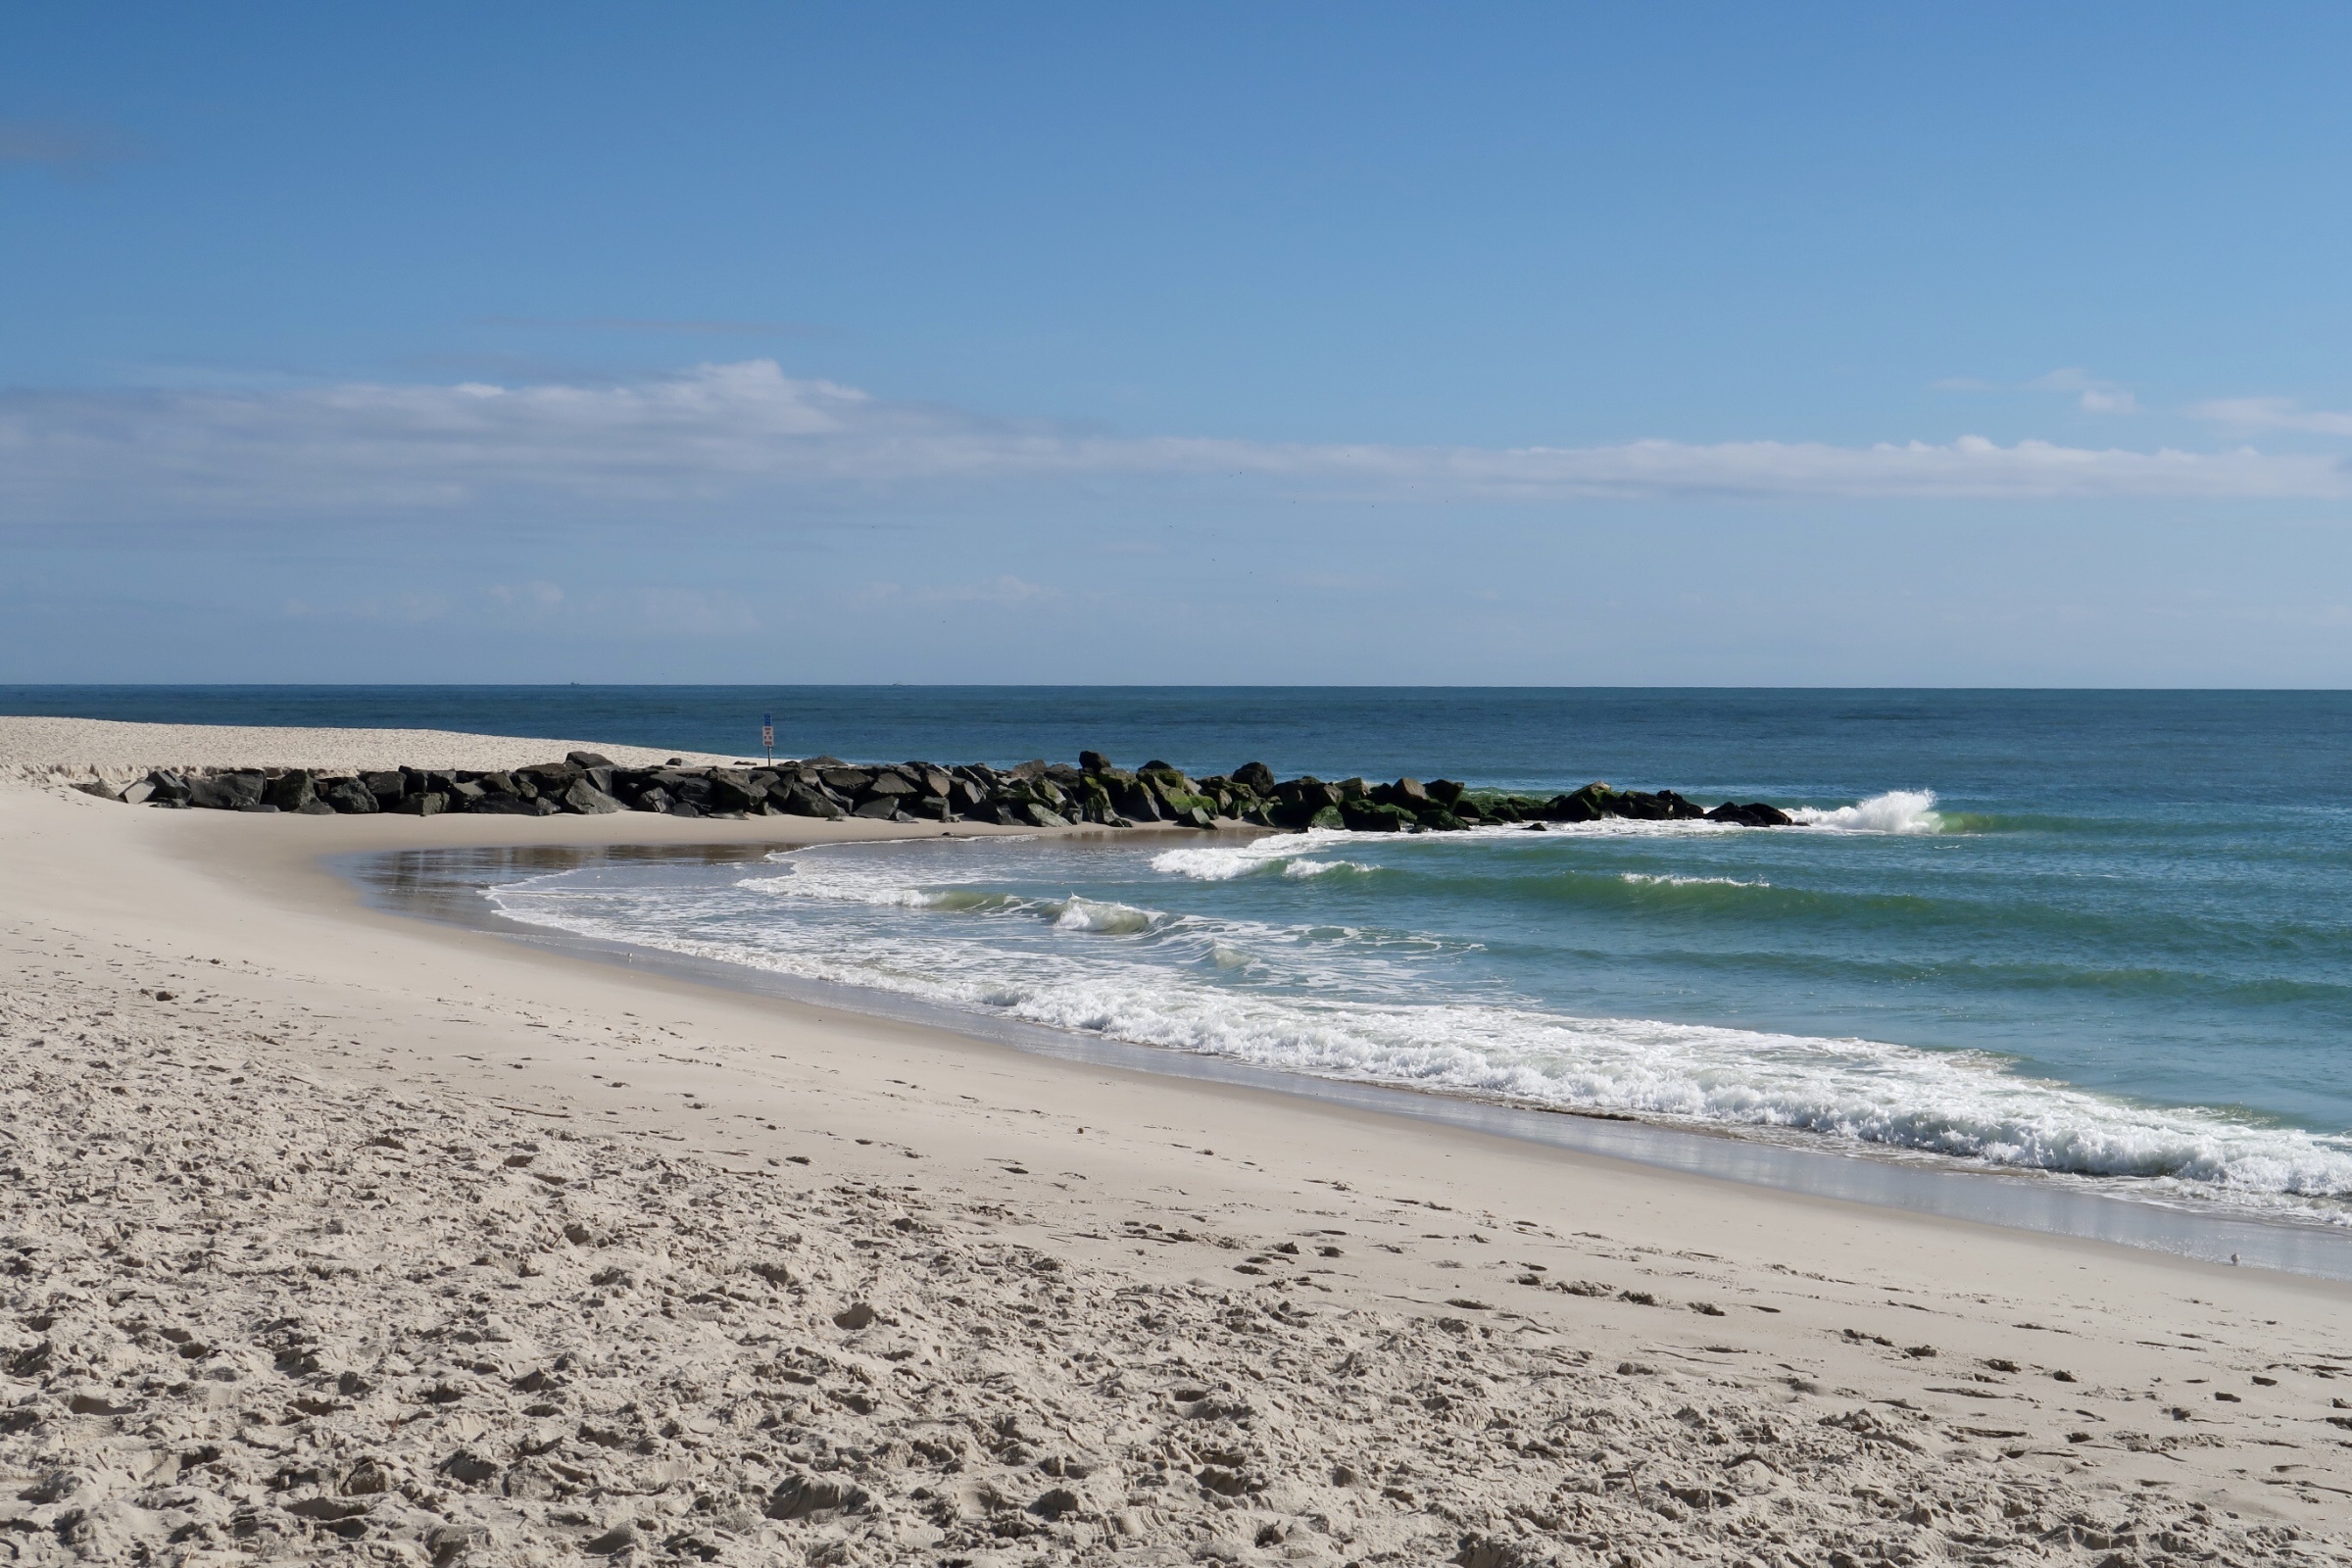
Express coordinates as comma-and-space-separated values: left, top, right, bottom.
1110, 778, 1163, 821
187, 772, 266, 810
1022, 803, 1071, 828
774, 784, 844, 820
852, 797, 902, 819
1233, 760, 1276, 792
819, 767, 873, 796
263, 770, 318, 811
464, 794, 541, 815
706, 769, 764, 812
362, 770, 405, 806
561, 780, 627, 815
394, 792, 448, 817
318, 777, 379, 814
632, 787, 671, 813
565, 751, 614, 769
862, 772, 917, 798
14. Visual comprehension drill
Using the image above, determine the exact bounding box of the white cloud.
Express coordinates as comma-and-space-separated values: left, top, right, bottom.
1, 359, 2343, 523
2029, 368, 2140, 416
2187, 397, 2352, 437
852, 574, 1061, 609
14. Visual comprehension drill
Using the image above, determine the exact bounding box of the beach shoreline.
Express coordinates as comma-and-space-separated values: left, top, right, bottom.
349, 837, 2352, 1282
5, 720, 2351, 1565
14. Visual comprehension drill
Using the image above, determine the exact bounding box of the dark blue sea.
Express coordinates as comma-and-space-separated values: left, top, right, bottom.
15, 685, 2352, 1223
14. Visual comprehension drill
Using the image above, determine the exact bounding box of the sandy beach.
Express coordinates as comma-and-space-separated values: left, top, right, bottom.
4, 720, 2350, 1567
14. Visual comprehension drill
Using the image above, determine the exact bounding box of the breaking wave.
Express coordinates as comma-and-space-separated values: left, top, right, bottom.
483, 837, 2352, 1219
1788, 789, 1944, 834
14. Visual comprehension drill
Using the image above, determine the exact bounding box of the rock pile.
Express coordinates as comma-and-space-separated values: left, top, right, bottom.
85, 751, 1798, 832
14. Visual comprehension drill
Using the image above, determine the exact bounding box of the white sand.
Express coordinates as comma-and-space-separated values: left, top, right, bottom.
0, 715, 740, 790
3, 719, 2350, 1566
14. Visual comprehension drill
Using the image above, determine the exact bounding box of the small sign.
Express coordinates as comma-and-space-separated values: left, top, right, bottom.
761, 713, 774, 762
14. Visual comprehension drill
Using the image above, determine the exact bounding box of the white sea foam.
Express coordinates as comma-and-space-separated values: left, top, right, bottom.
482, 838, 2352, 1217
1052, 896, 1154, 934
1283, 858, 1371, 878
1621, 872, 1769, 888
1788, 789, 1943, 834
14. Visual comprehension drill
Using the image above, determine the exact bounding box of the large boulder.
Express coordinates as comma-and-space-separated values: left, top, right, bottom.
560, 779, 627, 815
187, 771, 266, 810
773, 784, 844, 820
1079, 750, 1114, 775
1232, 760, 1276, 793
394, 792, 448, 817
1544, 785, 1608, 823
707, 769, 764, 812
466, 793, 542, 815
263, 770, 318, 812
1339, 799, 1418, 833
517, 762, 582, 797
1109, 778, 1163, 822
819, 766, 874, 796
861, 771, 917, 800
852, 798, 902, 819
565, 751, 614, 769
1021, 803, 1071, 828
318, 777, 379, 814
1139, 760, 1194, 794
362, 770, 405, 807
1706, 801, 1794, 827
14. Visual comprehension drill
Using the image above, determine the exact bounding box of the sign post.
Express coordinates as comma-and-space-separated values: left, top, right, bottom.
761, 713, 774, 766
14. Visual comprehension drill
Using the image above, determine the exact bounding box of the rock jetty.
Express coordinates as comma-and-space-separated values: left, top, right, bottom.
83, 751, 1798, 831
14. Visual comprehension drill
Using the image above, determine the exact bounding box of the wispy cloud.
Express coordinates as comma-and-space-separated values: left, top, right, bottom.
854, 575, 1062, 609
2188, 397, 2352, 437
0, 117, 136, 178
1937, 368, 2139, 414
2030, 368, 2140, 416
476, 317, 825, 338
2, 360, 2343, 526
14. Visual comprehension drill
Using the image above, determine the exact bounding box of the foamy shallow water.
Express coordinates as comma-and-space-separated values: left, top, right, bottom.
482, 792, 2352, 1226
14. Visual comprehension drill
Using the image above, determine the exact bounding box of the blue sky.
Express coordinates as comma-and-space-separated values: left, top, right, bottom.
5, 4, 2351, 684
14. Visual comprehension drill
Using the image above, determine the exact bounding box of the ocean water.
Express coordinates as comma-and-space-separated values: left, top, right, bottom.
18, 686, 2352, 1222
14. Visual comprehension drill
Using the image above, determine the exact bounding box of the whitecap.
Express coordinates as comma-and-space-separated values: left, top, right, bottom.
1788, 789, 1943, 834
1051, 896, 1154, 935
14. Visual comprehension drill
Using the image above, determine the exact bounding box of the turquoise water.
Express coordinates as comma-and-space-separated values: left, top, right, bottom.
18, 686, 2352, 1219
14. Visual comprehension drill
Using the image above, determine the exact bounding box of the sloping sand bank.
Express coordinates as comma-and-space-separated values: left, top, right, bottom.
3, 721, 2349, 1566
0, 714, 740, 791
